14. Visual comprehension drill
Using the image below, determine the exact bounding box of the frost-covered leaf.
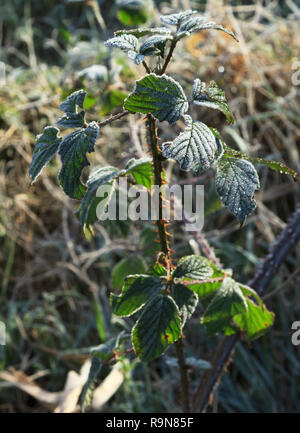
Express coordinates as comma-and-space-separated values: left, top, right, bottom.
115, 27, 171, 38
59, 89, 87, 114
202, 277, 248, 336
58, 121, 100, 199
105, 34, 138, 51
75, 166, 120, 227
223, 145, 298, 180
173, 255, 213, 280
56, 110, 86, 128
127, 50, 145, 65
192, 80, 234, 124
160, 10, 197, 26
132, 295, 181, 361
112, 256, 146, 290
177, 19, 238, 42
172, 283, 198, 326
29, 126, 62, 183
124, 73, 188, 124
162, 115, 217, 171
215, 156, 260, 224
139, 35, 172, 56
111, 275, 162, 317
233, 299, 274, 340
124, 157, 153, 189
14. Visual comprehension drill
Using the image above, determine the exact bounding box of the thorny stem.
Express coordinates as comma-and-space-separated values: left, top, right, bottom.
192, 206, 300, 413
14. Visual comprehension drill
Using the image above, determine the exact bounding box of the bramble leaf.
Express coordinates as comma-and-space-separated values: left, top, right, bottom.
233, 299, 274, 340
185, 264, 225, 299
223, 145, 298, 180
124, 157, 153, 189
215, 156, 260, 224
173, 255, 213, 280
115, 27, 171, 38
192, 79, 234, 124
124, 73, 188, 124
162, 115, 218, 171
160, 10, 197, 26
176, 17, 238, 42
110, 275, 163, 317
112, 256, 146, 290
139, 35, 172, 57
58, 121, 100, 199
29, 126, 62, 183
132, 295, 181, 361
59, 89, 87, 114
75, 166, 120, 228
56, 110, 86, 128
172, 283, 198, 326
105, 34, 144, 65
202, 277, 247, 335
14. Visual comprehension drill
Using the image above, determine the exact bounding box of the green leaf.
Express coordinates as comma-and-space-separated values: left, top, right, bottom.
223, 145, 298, 180
124, 73, 188, 124
132, 295, 181, 361
147, 261, 167, 277
172, 283, 198, 326
117, 7, 148, 26
233, 299, 274, 340
75, 166, 119, 228
112, 256, 146, 290
185, 264, 225, 299
56, 110, 86, 128
59, 89, 87, 114
192, 80, 234, 124
125, 158, 153, 189
215, 156, 260, 224
162, 115, 218, 171
110, 275, 162, 317
202, 277, 248, 336
91, 332, 128, 360
173, 254, 213, 280
58, 121, 99, 199
115, 27, 171, 38
29, 126, 62, 183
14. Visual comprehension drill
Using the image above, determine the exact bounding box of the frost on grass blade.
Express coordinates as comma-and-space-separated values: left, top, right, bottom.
124, 74, 188, 124
132, 295, 181, 362
29, 126, 62, 183
162, 115, 217, 171
215, 156, 260, 224
192, 79, 234, 124
58, 121, 99, 199
56, 110, 86, 128
110, 275, 163, 317
160, 10, 197, 26
59, 89, 87, 114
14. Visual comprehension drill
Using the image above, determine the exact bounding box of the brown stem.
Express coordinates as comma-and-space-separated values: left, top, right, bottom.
97, 110, 129, 127
147, 112, 190, 412
192, 206, 300, 413
160, 38, 177, 75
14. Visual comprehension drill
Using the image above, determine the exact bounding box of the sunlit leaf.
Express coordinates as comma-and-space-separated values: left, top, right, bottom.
173, 254, 213, 280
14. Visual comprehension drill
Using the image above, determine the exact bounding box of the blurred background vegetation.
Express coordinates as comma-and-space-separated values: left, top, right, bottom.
0, 0, 299, 413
